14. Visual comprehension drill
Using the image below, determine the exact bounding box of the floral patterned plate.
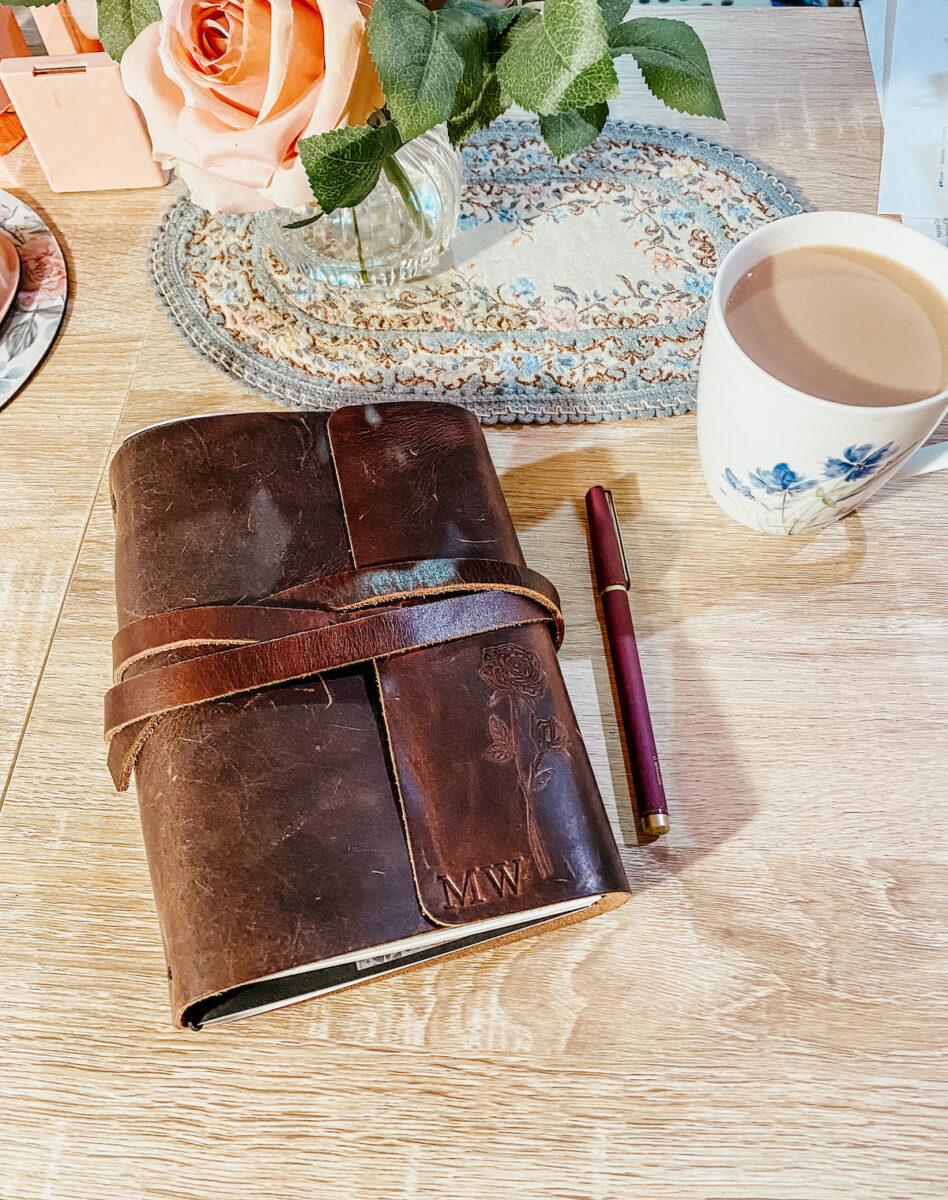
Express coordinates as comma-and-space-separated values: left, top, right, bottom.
0, 189, 67, 412
0, 230, 22, 327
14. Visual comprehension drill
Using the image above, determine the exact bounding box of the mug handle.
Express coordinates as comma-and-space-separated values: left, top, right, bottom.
896, 440, 948, 479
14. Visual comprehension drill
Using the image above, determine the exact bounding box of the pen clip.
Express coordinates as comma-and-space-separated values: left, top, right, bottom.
602, 489, 630, 590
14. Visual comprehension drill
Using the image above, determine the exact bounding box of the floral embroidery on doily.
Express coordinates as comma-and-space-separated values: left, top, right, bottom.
152, 122, 807, 421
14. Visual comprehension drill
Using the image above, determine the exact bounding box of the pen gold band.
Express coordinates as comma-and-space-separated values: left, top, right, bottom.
641, 813, 670, 836
601, 584, 628, 595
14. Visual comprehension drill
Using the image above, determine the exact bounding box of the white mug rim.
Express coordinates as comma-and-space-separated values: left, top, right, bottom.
710, 211, 948, 417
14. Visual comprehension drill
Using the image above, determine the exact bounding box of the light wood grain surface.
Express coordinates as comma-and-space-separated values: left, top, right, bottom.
2, 10, 946, 1199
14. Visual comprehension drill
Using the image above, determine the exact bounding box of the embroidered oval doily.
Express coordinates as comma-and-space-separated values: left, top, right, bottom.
149, 121, 807, 423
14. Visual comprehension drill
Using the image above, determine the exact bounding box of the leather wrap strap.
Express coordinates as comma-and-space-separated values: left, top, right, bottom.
105, 559, 562, 792
112, 558, 562, 681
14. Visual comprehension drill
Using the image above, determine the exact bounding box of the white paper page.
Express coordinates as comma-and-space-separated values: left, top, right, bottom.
860, 0, 888, 106
560, 657, 623, 844
878, 0, 948, 218
902, 214, 948, 246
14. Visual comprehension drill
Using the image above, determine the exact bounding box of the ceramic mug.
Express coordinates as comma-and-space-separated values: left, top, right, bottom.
697, 211, 948, 535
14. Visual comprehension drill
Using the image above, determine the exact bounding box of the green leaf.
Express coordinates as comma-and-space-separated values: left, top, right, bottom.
608, 17, 724, 119
298, 122, 403, 214
448, 7, 493, 118
96, 0, 161, 61
496, 0, 619, 116
445, 0, 521, 145
559, 55, 618, 111
597, 0, 629, 32
368, 0, 487, 141
539, 102, 608, 161
0, 0, 59, 7
452, 0, 521, 39
283, 213, 323, 230
448, 71, 510, 146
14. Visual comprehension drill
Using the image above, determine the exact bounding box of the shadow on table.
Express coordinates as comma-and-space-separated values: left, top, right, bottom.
499, 442, 870, 631
498, 444, 870, 887
605, 628, 762, 895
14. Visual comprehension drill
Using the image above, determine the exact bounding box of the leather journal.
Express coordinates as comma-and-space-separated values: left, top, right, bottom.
105, 403, 629, 1028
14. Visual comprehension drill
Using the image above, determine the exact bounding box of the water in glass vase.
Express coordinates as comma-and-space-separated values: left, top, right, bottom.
257, 126, 462, 291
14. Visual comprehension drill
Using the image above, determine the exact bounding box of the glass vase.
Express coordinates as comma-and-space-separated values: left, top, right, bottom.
257, 125, 462, 290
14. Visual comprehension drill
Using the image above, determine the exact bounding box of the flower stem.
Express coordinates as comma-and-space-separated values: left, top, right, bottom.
350, 205, 369, 285
508, 694, 554, 880
383, 154, 432, 240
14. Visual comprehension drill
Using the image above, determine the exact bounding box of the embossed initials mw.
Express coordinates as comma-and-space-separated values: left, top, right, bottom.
438, 858, 524, 909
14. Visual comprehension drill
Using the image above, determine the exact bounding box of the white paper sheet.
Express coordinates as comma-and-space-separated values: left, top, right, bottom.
902, 214, 948, 247
877, 0, 948, 219
860, 0, 888, 105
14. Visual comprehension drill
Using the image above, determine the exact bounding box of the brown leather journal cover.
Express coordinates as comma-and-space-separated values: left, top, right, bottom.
105, 403, 629, 1028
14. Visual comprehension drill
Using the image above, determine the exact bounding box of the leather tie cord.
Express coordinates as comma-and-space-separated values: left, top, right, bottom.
105, 559, 563, 791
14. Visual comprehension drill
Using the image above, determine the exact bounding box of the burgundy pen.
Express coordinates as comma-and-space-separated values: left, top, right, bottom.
585, 486, 669, 837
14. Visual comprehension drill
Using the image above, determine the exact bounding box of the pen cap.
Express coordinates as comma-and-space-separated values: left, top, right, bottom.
585, 486, 629, 591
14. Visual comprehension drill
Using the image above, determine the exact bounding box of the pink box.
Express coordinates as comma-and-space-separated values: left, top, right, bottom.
0, 8, 29, 113
31, 3, 102, 56
0, 53, 169, 191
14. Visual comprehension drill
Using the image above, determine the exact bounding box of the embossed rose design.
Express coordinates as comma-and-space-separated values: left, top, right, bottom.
533, 715, 568, 753
479, 643, 546, 699
480, 643, 568, 880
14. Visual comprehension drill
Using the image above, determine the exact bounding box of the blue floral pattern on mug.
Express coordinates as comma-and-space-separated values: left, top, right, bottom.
721, 441, 908, 534
824, 442, 894, 482
723, 468, 753, 499
747, 463, 818, 495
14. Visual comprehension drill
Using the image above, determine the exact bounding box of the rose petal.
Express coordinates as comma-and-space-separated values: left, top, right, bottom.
125, 0, 379, 212
177, 159, 279, 211
122, 24, 201, 163
257, 0, 294, 120
176, 88, 320, 186
210, 0, 271, 113
69, 0, 98, 39
258, 154, 316, 209
264, 0, 325, 120
220, 0, 261, 69
163, 1, 259, 116
334, 9, 383, 128
295, 0, 367, 136
159, 9, 227, 113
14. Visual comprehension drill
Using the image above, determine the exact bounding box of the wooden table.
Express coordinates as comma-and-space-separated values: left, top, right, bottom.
2, 9, 946, 1198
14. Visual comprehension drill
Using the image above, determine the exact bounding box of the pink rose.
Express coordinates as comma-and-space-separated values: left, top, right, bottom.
121, 0, 383, 213
18, 235, 66, 311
